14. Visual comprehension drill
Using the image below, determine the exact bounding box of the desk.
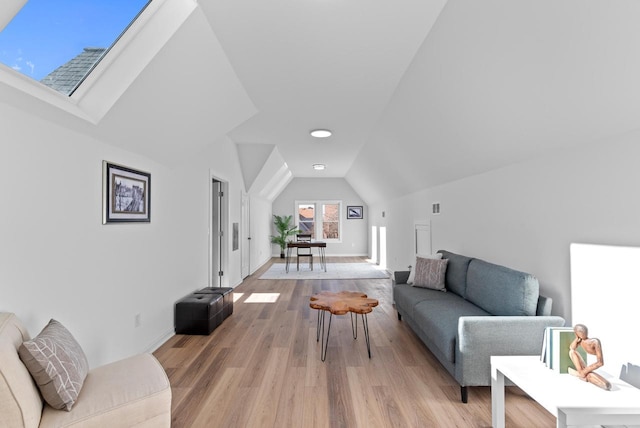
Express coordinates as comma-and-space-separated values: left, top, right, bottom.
286, 241, 326, 273
491, 355, 640, 428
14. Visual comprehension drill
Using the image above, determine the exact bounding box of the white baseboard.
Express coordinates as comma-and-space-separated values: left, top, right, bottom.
145, 329, 174, 354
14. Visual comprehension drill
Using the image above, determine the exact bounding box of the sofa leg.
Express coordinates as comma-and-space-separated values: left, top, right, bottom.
397, 312, 402, 321
460, 386, 468, 403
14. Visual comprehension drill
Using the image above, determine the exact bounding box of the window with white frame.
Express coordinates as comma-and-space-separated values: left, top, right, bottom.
295, 201, 341, 241
0, 0, 151, 96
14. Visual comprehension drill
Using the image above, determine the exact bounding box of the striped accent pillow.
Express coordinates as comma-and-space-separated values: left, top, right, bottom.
18, 319, 89, 411
413, 257, 448, 291
407, 253, 442, 285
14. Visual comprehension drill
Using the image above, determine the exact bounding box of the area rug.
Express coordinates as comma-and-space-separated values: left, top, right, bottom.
259, 263, 391, 280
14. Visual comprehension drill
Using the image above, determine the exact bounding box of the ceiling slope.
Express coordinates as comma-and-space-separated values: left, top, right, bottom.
347, 0, 640, 204
236, 143, 277, 191
199, 0, 447, 178
92, 7, 257, 165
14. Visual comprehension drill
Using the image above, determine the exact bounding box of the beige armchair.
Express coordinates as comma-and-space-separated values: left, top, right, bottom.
0, 313, 171, 427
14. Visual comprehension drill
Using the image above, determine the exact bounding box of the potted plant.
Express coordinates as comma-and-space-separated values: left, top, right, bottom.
270, 214, 300, 258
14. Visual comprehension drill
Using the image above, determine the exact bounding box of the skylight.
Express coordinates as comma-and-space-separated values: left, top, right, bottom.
0, 0, 151, 96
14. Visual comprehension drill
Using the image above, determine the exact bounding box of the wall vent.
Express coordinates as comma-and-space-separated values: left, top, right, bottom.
432, 203, 441, 215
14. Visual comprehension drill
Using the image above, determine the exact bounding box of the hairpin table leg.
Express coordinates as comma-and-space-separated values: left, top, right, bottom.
320, 311, 333, 362
362, 313, 371, 358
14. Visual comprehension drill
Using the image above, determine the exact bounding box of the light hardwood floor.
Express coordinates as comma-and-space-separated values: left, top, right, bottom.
154, 257, 555, 427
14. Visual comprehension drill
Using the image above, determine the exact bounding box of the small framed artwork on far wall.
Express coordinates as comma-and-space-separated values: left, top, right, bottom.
347, 205, 363, 219
103, 161, 151, 224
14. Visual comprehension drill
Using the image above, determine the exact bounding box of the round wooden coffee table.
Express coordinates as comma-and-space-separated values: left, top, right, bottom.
309, 291, 379, 361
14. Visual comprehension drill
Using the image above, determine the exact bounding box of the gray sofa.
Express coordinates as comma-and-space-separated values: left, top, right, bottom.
393, 250, 565, 402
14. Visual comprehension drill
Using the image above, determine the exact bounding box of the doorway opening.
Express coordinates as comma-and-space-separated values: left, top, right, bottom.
241, 192, 250, 279
210, 176, 229, 287
379, 226, 387, 270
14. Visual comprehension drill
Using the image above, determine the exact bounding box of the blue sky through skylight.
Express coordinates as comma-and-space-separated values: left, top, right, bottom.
0, 0, 149, 82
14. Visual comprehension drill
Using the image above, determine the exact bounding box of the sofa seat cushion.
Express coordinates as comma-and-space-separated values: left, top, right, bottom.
394, 284, 454, 320
39, 353, 171, 428
412, 297, 490, 364
466, 259, 539, 316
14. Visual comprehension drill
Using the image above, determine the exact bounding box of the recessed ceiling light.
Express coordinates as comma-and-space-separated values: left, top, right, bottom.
310, 129, 332, 138
313, 164, 326, 170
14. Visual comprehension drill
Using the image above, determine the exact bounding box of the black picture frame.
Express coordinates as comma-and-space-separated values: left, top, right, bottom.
347, 205, 363, 219
103, 161, 151, 224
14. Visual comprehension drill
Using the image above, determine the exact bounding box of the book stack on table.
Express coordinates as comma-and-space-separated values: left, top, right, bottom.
540, 326, 587, 373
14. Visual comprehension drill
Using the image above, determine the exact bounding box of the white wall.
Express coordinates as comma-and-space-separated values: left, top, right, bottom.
170, 135, 247, 291
248, 194, 273, 273
369, 129, 640, 323
0, 102, 247, 368
272, 178, 368, 256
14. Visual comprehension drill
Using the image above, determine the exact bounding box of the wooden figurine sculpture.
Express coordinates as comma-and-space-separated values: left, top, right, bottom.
568, 323, 611, 390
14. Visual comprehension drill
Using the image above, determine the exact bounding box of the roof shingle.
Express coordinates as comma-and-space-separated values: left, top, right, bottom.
40, 47, 106, 95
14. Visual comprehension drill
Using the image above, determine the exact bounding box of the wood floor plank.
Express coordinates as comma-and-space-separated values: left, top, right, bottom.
273, 366, 306, 427
302, 385, 330, 428
305, 326, 328, 388
244, 347, 290, 428
154, 256, 557, 427
346, 366, 387, 428
219, 385, 258, 428
371, 385, 412, 428
188, 367, 244, 427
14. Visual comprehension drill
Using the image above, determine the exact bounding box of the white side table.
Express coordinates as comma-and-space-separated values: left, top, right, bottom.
491, 355, 640, 428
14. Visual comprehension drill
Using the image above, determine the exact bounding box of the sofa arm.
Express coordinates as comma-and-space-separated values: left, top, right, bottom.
455, 315, 565, 386
393, 271, 410, 285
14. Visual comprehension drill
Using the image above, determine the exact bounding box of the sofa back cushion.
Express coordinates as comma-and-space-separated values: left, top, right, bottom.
537, 295, 553, 316
465, 259, 539, 316
0, 313, 44, 428
437, 250, 473, 298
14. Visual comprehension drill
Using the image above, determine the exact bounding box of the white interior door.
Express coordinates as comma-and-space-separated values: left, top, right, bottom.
241, 192, 250, 278
415, 223, 432, 255
211, 180, 222, 287
210, 177, 228, 287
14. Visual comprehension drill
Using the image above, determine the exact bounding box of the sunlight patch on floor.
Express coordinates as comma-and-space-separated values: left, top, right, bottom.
244, 293, 280, 303
364, 259, 385, 269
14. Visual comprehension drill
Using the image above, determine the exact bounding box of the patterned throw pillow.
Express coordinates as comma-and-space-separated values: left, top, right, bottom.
407, 253, 442, 284
413, 257, 449, 291
18, 319, 89, 411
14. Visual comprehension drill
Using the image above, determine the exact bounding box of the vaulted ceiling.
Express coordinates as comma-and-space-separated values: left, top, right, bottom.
211, 0, 640, 204
3, 0, 640, 205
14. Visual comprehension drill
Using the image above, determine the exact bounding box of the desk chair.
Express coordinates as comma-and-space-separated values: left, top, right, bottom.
296, 233, 313, 271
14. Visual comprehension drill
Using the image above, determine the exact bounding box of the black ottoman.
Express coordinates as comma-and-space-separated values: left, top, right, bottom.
195, 287, 234, 319
174, 293, 224, 335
